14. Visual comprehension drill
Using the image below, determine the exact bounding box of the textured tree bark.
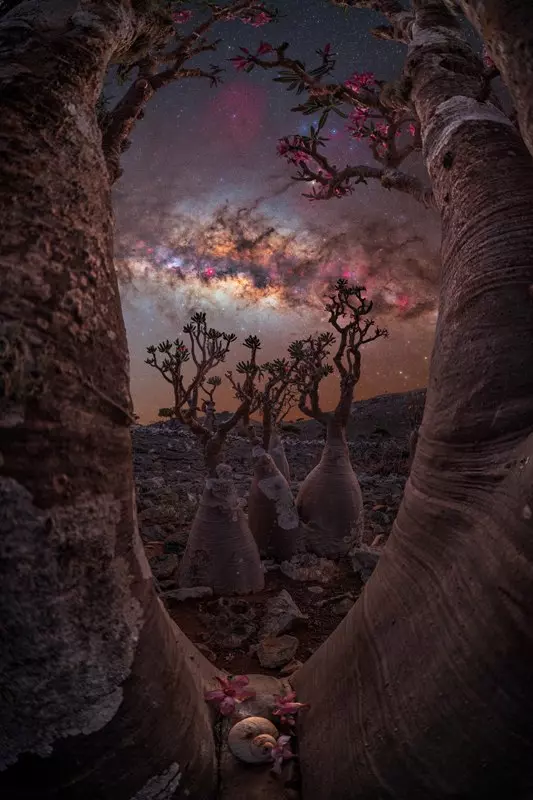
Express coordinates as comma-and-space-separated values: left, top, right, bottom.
458, 0, 533, 160
0, 3, 218, 797
296, 416, 364, 557
178, 467, 265, 595
294, 1, 533, 797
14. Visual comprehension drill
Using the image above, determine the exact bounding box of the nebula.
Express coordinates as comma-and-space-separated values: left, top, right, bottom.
116, 192, 439, 326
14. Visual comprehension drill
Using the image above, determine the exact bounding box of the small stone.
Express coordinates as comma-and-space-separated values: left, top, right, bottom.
280, 553, 339, 584
350, 545, 380, 583
161, 586, 213, 601
150, 553, 179, 582
218, 623, 256, 650
256, 635, 299, 669
259, 589, 307, 639
307, 585, 324, 594
332, 597, 355, 616
279, 659, 303, 677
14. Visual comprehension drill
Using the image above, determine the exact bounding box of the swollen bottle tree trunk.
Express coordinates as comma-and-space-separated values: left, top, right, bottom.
178, 340, 266, 595
291, 285, 386, 558
293, 1, 533, 798
296, 413, 364, 557
0, 3, 218, 798
247, 443, 305, 562
178, 462, 265, 595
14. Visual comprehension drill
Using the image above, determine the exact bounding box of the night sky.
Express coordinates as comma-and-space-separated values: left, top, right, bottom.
112, 0, 442, 423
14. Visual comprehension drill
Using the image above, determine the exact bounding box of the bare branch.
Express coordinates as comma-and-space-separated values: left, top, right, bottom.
101, 0, 277, 183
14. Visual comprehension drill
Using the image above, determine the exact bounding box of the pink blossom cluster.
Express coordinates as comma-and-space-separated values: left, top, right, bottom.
369, 122, 396, 142
348, 106, 370, 140
271, 735, 294, 774
230, 41, 273, 71
272, 691, 310, 726
482, 50, 495, 69
204, 675, 256, 716
172, 9, 193, 24
344, 70, 375, 92
241, 10, 272, 26
277, 136, 313, 165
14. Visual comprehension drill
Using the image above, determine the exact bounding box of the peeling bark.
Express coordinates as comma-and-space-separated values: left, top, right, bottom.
294, 0, 533, 797
247, 447, 304, 561
0, 3, 216, 797
267, 427, 291, 482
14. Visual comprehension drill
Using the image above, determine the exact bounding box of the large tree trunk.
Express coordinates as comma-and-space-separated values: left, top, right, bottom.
296, 417, 364, 557
458, 0, 533, 159
178, 465, 265, 595
293, 2, 533, 797
0, 3, 218, 797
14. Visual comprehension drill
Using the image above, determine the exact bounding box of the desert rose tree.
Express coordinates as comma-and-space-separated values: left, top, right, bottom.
4, 1, 533, 799
96, 0, 277, 184
231, 2, 515, 207
290, 1, 533, 798
233, 358, 305, 561
0, 1, 230, 796
146, 321, 264, 594
261, 357, 297, 480
290, 279, 388, 557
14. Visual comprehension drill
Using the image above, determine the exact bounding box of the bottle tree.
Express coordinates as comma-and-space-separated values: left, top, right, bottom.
146, 316, 264, 594
288, 279, 387, 558
235, 357, 305, 561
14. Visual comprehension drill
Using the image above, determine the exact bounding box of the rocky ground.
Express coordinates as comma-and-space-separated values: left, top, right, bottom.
132, 388, 423, 678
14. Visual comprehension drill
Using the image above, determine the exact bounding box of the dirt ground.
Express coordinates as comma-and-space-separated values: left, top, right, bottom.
166, 560, 363, 675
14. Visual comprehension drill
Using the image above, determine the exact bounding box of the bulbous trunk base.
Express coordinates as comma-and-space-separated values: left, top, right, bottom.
179, 465, 264, 595
247, 448, 304, 562
296, 429, 363, 558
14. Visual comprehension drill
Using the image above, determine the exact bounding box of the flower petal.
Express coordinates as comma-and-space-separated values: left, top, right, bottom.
204, 690, 225, 702
219, 696, 236, 716
230, 675, 249, 688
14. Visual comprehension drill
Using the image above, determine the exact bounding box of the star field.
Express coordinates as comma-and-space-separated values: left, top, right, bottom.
112, 0, 440, 422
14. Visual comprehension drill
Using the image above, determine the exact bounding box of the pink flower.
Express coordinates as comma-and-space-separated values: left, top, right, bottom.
257, 41, 273, 55
204, 675, 256, 716
270, 735, 294, 775
407, 122, 417, 137
230, 55, 249, 71
344, 70, 375, 92
242, 10, 271, 27
272, 691, 310, 726
277, 136, 313, 165
172, 9, 193, 24
482, 48, 495, 69
372, 122, 390, 139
